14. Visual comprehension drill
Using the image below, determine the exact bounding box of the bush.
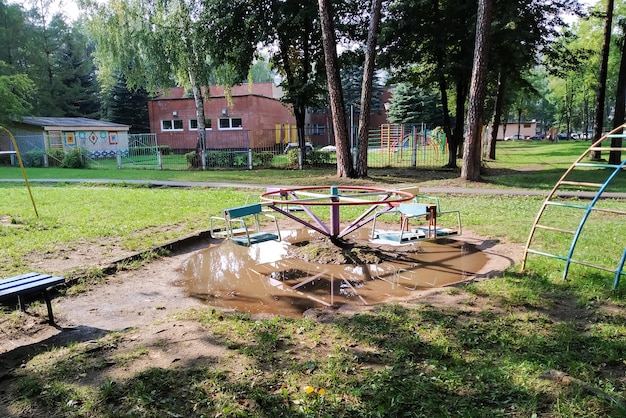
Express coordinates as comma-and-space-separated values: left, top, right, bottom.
286, 149, 300, 168
185, 151, 201, 169
46, 148, 65, 167
286, 149, 332, 167
158, 145, 172, 155
205, 151, 236, 167
62, 148, 89, 168
22, 149, 44, 167
252, 152, 275, 167
306, 150, 333, 165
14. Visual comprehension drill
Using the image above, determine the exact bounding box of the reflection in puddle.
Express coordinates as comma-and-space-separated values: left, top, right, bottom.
181, 230, 488, 317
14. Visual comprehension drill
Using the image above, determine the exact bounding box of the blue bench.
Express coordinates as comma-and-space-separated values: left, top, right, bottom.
0, 272, 65, 324
210, 203, 281, 246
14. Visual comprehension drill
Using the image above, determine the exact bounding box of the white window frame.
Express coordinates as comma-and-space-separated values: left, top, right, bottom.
161, 119, 183, 131
189, 118, 212, 130
218, 117, 243, 130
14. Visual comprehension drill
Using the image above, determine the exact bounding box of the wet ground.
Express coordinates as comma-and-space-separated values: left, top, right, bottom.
181, 229, 488, 317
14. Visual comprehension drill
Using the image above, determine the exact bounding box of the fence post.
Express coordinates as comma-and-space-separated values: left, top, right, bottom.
116, 150, 122, 169
248, 148, 253, 170
157, 150, 162, 170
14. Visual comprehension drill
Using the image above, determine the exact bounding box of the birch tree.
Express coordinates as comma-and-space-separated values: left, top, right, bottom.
89, 0, 215, 164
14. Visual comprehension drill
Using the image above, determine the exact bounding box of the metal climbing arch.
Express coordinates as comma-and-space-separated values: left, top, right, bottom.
522, 125, 626, 288
0, 126, 38, 217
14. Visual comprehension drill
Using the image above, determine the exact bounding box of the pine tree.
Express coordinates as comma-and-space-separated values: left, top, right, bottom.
102, 72, 149, 133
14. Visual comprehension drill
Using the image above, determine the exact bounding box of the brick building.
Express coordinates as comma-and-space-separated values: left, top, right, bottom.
147, 82, 392, 152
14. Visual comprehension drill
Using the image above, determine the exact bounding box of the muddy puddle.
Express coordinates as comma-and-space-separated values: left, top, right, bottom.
181, 229, 487, 317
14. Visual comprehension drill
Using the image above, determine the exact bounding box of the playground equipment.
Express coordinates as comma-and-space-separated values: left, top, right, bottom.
0, 125, 38, 217
260, 186, 415, 240
210, 203, 281, 246
522, 125, 626, 288
370, 191, 462, 243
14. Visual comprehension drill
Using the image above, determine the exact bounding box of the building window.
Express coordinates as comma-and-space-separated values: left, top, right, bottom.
218, 117, 243, 130
189, 119, 212, 130
312, 124, 325, 135
161, 119, 183, 131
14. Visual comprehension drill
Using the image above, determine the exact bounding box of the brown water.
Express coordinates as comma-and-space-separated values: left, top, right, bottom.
181, 229, 488, 317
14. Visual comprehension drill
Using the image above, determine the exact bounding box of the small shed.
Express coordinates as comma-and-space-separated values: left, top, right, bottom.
1, 117, 130, 163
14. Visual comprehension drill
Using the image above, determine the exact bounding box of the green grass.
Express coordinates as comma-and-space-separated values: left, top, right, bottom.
1, 139, 625, 417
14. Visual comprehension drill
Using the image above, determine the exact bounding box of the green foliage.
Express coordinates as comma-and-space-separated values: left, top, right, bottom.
251, 151, 274, 167
45, 148, 65, 167
22, 149, 44, 167
61, 148, 89, 169
101, 72, 149, 133
387, 82, 441, 126
305, 150, 333, 165
185, 151, 201, 169
205, 151, 236, 168
0, 63, 35, 122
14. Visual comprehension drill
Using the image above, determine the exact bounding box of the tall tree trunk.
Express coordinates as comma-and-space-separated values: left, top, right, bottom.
446, 79, 467, 168
489, 71, 506, 160
188, 69, 206, 169
432, 0, 453, 159
591, 0, 614, 160
461, 0, 492, 181
355, 0, 383, 178
610, 27, 626, 165
318, 0, 354, 178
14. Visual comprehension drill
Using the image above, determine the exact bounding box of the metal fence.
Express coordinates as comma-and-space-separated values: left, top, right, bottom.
1, 125, 449, 171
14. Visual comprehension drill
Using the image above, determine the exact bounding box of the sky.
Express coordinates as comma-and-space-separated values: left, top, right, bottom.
12, 0, 82, 22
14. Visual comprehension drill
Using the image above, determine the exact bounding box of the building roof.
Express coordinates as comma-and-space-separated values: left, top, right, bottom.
16, 117, 130, 130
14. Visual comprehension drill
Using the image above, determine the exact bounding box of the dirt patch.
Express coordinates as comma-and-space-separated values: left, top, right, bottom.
0, 228, 522, 378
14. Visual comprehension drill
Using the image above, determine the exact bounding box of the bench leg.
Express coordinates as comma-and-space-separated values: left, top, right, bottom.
42, 290, 55, 324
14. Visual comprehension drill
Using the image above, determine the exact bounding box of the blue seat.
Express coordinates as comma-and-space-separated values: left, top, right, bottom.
210, 203, 281, 246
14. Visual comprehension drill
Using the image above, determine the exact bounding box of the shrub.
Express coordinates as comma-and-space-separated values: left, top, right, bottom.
252, 152, 275, 167
205, 151, 236, 167
306, 150, 332, 165
46, 148, 65, 167
62, 148, 89, 168
22, 149, 44, 167
185, 151, 201, 169
158, 145, 172, 155
0, 153, 11, 165
286, 149, 300, 168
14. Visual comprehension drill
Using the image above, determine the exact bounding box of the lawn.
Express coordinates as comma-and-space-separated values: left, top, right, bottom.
1, 140, 625, 417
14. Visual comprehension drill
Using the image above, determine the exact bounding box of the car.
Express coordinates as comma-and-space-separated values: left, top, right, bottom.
283, 142, 314, 154
319, 145, 336, 152
504, 134, 525, 141
557, 133, 569, 141
529, 134, 543, 141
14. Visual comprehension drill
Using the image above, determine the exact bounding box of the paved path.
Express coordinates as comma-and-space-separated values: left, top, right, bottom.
1, 177, 625, 199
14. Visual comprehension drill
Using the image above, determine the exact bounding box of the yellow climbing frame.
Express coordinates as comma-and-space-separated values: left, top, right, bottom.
0, 125, 39, 217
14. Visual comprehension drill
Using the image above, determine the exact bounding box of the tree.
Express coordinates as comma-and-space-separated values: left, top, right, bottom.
387, 83, 441, 126
355, 0, 383, 178
203, 0, 327, 164
318, 0, 353, 177
0, 62, 35, 123
53, 20, 100, 118
90, 0, 217, 166
610, 19, 626, 165
101, 71, 149, 133
591, 0, 614, 160
461, 0, 492, 181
